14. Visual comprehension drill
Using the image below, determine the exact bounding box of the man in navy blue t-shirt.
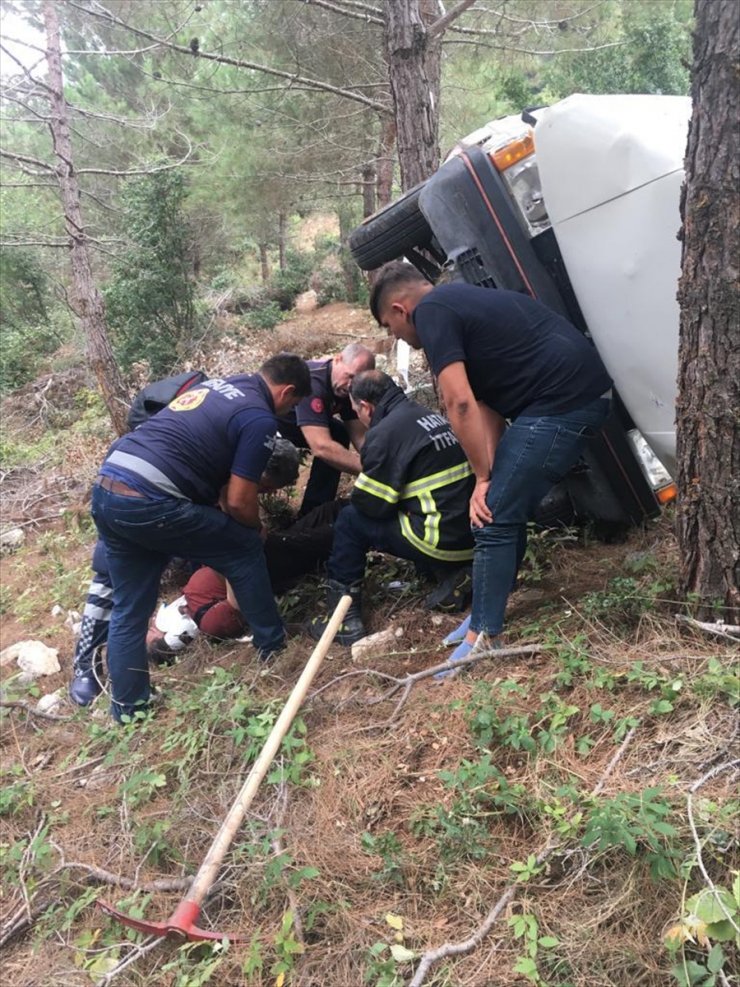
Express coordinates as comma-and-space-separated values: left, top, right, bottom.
91, 353, 311, 722
278, 343, 375, 515
370, 263, 612, 674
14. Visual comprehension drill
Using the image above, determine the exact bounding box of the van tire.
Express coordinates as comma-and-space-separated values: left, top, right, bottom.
349, 184, 433, 270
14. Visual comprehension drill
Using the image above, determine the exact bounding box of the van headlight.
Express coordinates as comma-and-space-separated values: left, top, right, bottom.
627, 429, 676, 504
489, 131, 551, 236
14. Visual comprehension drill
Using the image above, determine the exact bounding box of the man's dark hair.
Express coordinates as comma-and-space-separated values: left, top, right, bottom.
260, 353, 312, 398
369, 261, 428, 324
350, 369, 398, 407
263, 438, 300, 488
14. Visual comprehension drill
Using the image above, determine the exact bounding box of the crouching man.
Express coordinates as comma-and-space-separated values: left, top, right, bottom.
310, 370, 474, 645
91, 354, 311, 723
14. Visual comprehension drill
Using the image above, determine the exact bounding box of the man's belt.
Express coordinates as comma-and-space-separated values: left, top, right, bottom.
97, 476, 146, 498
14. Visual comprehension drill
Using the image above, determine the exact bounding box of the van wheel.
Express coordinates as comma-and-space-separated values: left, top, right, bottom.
349, 184, 433, 270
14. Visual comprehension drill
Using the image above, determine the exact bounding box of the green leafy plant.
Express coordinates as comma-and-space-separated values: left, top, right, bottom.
665, 875, 740, 987
508, 909, 559, 985
582, 787, 678, 879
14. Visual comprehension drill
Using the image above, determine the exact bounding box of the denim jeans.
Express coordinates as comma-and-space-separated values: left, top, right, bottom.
91, 484, 284, 721
327, 503, 450, 586
471, 397, 611, 636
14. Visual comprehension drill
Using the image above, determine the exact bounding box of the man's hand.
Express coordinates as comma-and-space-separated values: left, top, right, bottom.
470, 478, 493, 527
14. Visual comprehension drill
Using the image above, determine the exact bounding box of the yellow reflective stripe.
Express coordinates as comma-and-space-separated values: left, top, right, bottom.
418, 490, 440, 547
402, 461, 473, 498
355, 472, 400, 505
399, 514, 474, 562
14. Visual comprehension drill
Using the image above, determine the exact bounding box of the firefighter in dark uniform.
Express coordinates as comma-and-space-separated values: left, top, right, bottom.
90, 353, 311, 723
311, 370, 475, 645
278, 343, 375, 515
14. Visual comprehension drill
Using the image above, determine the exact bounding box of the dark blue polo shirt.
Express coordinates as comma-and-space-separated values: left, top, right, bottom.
100, 374, 278, 504
413, 283, 612, 419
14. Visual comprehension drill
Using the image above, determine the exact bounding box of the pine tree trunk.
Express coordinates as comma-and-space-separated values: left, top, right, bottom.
43, 1, 129, 437
375, 117, 397, 208
361, 163, 376, 218
259, 243, 270, 282
384, 0, 441, 191
278, 211, 287, 271
676, 0, 740, 621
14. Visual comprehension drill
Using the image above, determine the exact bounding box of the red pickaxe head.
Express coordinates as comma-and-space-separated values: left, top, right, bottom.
99, 898, 247, 943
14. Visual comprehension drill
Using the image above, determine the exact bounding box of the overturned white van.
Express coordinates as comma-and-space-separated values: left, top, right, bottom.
349, 94, 691, 531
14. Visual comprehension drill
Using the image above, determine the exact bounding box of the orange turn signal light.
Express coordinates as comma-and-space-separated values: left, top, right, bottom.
656, 483, 677, 504
490, 132, 535, 172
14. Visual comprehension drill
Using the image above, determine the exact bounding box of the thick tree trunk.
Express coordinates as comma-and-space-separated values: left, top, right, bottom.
43, 1, 129, 436
676, 0, 739, 621
383, 0, 442, 191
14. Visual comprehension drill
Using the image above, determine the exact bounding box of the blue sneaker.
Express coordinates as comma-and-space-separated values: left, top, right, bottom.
434, 633, 498, 682
442, 614, 471, 647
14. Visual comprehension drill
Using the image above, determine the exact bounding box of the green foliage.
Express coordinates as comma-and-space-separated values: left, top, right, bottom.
544, 2, 692, 98
364, 941, 403, 987
105, 169, 198, 375
582, 787, 678, 879
665, 875, 740, 987
267, 250, 314, 309
581, 574, 674, 627
361, 830, 406, 886
244, 300, 285, 330
508, 909, 559, 985
0, 248, 67, 391
0, 767, 35, 817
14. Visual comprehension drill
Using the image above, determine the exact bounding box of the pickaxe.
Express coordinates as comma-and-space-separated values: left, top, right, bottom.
99, 595, 351, 942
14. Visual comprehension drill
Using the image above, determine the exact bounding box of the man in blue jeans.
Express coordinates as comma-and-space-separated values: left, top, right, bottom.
91, 354, 311, 722
369, 263, 612, 673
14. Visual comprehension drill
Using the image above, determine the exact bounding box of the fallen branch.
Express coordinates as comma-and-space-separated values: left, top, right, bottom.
676, 615, 740, 642
686, 759, 740, 937
313, 644, 542, 733
0, 699, 72, 722
408, 726, 638, 987
94, 936, 163, 987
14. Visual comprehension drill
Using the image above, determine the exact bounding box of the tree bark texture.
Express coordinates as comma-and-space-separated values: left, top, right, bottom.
676, 0, 739, 620
375, 116, 397, 208
384, 0, 442, 191
43, 1, 129, 436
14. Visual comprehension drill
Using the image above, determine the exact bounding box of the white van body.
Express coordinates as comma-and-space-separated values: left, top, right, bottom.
535, 95, 691, 475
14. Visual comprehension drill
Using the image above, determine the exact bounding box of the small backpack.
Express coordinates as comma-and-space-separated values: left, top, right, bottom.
126, 370, 208, 431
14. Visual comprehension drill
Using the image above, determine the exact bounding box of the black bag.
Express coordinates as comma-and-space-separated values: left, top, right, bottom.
126, 370, 208, 431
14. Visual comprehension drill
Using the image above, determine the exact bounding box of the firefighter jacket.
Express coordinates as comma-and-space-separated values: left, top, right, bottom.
352, 384, 474, 562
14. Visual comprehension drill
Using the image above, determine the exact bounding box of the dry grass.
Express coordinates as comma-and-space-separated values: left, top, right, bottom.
1, 311, 738, 987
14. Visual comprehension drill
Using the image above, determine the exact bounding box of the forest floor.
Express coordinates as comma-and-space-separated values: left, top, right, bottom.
0, 304, 738, 987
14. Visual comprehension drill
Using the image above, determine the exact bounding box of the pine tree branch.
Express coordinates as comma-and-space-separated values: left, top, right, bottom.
301, 0, 383, 26
0, 148, 55, 171
68, 0, 392, 115
427, 0, 478, 40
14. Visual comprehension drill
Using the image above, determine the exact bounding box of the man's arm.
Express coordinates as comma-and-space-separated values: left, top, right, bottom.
301, 424, 362, 474
437, 362, 505, 527
223, 473, 263, 530
344, 417, 368, 452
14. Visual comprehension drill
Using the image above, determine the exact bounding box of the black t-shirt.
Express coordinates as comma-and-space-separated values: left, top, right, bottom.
278, 359, 357, 438
413, 283, 612, 419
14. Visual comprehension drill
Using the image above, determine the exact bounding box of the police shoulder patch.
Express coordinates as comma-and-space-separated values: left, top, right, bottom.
310, 397, 325, 414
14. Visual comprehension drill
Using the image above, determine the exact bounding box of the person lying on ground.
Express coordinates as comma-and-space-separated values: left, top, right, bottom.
370, 261, 612, 677
277, 342, 375, 516
310, 370, 475, 646
146, 499, 348, 660
90, 355, 311, 723
69, 438, 302, 706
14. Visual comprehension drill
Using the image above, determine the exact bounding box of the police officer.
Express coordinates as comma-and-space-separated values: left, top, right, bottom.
91, 353, 311, 722
311, 370, 475, 645
278, 342, 375, 515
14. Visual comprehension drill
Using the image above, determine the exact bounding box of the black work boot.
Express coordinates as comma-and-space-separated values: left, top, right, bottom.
68, 645, 105, 707
309, 579, 366, 646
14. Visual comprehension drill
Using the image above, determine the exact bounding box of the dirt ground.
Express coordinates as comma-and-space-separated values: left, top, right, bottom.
1, 303, 737, 987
